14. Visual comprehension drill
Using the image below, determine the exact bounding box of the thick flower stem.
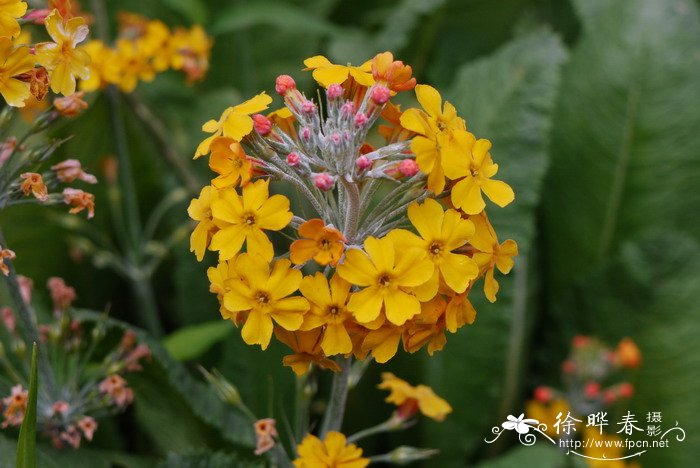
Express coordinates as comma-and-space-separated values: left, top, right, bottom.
320, 356, 352, 437
0, 229, 56, 399
340, 178, 360, 242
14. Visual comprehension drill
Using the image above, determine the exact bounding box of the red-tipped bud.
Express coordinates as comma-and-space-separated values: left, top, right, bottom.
572, 335, 590, 348
300, 127, 311, 141
533, 386, 552, 403
603, 389, 616, 404
354, 112, 368, 127
275, 75, 296, 96
253, 114, 272, 136
314, 173, 335, 191
371, 85, 391, 105
24, 9, 50, 24
329, 132, 342, 146
356, 155, 372, 171
341, 101, 355, 116
327, 84, 344, 99
398, 159, 419, 177
562, 360, 576, 374
286, 152, 300, 167
584, 381, 600, 399
301, 100, 316, 115
618, 383, 635, 399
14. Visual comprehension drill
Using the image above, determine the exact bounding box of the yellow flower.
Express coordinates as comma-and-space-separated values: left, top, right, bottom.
293, 431, 369, 468
303, 55, 374, 88
222, 254, 309, 350
290, 219, 345, 266
469, 212, 517, 302
582, 427, 629, 468
525, 398, 570, 438
388, 198, 478, 300
170, 25, 212, 83
0, 37, 34, 107
362, 322, 404, 364
378, 372, 452, 421
210, 179, 293, 261
187, 185, 221, 262
449, 138, 515, 214
337, 236, 433, 326
299, 273, 353, 356
103, 38, 155, 93
194, 92, 272, 159
208, 137, 253, 188
79, 40, 112, 92
401, 84, 466, 135
207, 259, 242, 323
0, 0, 27, 39
275, 328, 341, 375
35, 9, 91, 96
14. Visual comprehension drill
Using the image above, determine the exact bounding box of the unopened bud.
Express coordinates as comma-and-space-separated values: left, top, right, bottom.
584, 381, 600, 399
199, 366, 242, 407
572, 335, 590, 348
329, 132, 342, 146
354, 112, 367, 127
371, 85, 391, 105
618, 382, 634, 399
24, 9, 50, 24
314, 173, 335, 191
300, 127, 311, 141
301, 100, 317, 115
387, 446, 440, 465
341, 101, 355, 117
398, 159, 419, 177
562, 360, 575, 374
286, 152, 300, 166
252, 114, 272, 136
533, 386, 552, 403
356, 155, 372, 171
275, 75, 296, 96
327, 84, 344, 99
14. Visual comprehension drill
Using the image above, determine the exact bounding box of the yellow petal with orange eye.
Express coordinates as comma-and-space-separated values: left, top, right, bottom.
483, 268, 499, 303
303, 55, 333, 69
267, 259, 300, 298
410, 135, 438, 173
384, 289, 421, 325
471, 139, 492, 167
400, 108, 430, 134
299, 272, 332, 307
329, 273, 351, 305
451, 177, 485, 215
312, 65, 349, 87
321, 322, 353, 356
189, 220, 213, 262
407, 198, 444, 241
364, 236, 394, 273
411, 269, 439, 302
393, 248, 433, 287
232, 92, 272, 115
481, 179, 515, 208
414, 84, 443, 118
363, 326, 402, 364
0, 78, 30, 107
440, 252, 478, 294
270, 304, 306, 331
337, 248, 377, 286
441, 210, 474, 250
348, 66, 374, 86
347, 286, 383, 323
222, 112, 253, 141
210, 226, 246, 260
241, 179, 268, 211
256, 195, 292, 230
223, 280, 254, 312
426, 163, 446, 194
245, 228, 274, 262
242, 309, 274, 349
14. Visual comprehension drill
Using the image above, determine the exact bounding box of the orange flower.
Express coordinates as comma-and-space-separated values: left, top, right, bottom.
0, 245, 16, 276
253, 418, 277, 455
290, 218, 345, 266
615, 338, 642, 369
1, 385, 28, 428
208, 137, 252, 188
62, 187, 95, 218
275, 328, 341, 375
20, 172, 49, 201
372, 51, 416, 93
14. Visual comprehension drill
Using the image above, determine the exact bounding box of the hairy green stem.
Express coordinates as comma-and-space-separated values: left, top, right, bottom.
293, 374, 311, 443
320, 356, 352, 437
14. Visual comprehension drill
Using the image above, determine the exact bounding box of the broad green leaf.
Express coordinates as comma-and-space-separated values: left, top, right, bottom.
555, 231, 700, 466
16, 343, 37, 468
423, 30, 567, 465
211, 1, 344, 37
543, 0, 700, 293
163, 320, 234, 361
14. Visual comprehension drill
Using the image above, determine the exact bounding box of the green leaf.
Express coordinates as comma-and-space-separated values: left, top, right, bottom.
157, 452, 265, 468
160, 0, 208, 24
16, 343, 37, 468
556, 230, 700, 466
475, 444, 574, 468
211, 1, 343, 37
423, 29, 567, 465
163, 321, 234, 361
543, 0, 700, 293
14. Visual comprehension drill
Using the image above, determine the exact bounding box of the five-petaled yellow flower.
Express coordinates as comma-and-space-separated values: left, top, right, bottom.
303, 55, 374, 88
210, 179, 292, 261
222, 254, 309, 350
389, 198, 478, 300
194, 92, 272, 158
449, 138, 515, 215
379, 372, 452, 421
208, 137, 253, 189
337, 236, 433, 326
468, 212, 517, 302
0, 0, 27, 39
0, 37, 34, 107
290, 218, 345, 266
35, 9, 91, 96
293, 431, 369, 468
299, 273, 353, 356
187, 185, 220, 261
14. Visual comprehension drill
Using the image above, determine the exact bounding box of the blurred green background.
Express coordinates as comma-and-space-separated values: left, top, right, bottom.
1, 0, 699, 466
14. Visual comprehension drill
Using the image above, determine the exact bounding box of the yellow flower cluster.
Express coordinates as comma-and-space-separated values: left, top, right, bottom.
189, 51, 517, 370
81, 12, 212, 93
0, 3, 90, 107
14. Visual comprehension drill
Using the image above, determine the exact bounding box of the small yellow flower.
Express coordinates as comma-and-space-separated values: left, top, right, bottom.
525, 398, 570, 438
362, 322, 404, 364
207, 259, 241, 323
188, 185, 221, 261
103, 38, 155, 93
290, 219, 345, 266
222, 254, 309, 350
208, 137, 253, 189
194, 92, 272, 159
0, 0, 27, 39
0, 37, 34, 107
303, 55, 374, 88
210, 179, 293, 261
449, 138, 515, 214
79, 40, 111, 92
378, 372, 452, 421
293, 431, 369, 468
337, 236, 433, 326
583, 427, 628, 468
299, 273, 353, 356
275, 328, 341, 375
35, 9, 91, 96
468, 212, 517, 302
388, 198, 478, 300
401, 84, 466, 135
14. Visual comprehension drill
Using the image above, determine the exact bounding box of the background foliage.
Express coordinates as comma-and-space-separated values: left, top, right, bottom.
1, 0, 698, 466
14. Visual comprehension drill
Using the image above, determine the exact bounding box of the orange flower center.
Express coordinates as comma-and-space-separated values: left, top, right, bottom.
378, 274, 392, 287
327, 305, 340, 315
255, 291, 270, 304
244, 214, 256, 225
429, 242, 442, 256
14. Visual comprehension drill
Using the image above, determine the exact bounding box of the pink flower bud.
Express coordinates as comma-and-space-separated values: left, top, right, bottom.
52, 401, 70, 415
354, 112, 368, 127
24, 9, 50, 24
314, 173, 335, 191
275, 75, 296, 96
356, 155, 372, 171
301, 100, 316, 115
78, 417, 97, 441
533, 386, 552, 403
253, 114, 272, 136
286, 152, 300, 166
603, 389, 616, 404
341, 101, 355, 116
327, 84, 344, 99
370, 85, 391, 105
330, 132, 342, 146
584, 381, 600, 399
618, 382, 635, 399
398, 159, 419, 177
300, 127, 311, 141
